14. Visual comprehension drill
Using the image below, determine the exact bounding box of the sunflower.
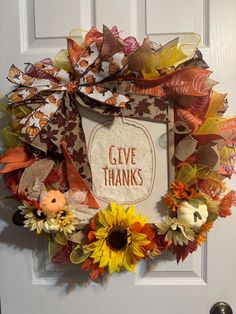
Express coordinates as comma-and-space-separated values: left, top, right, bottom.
84, 202, 155, 275
21, 206, 59, 234
156, 217, 195, 246
56, 206, 78, 235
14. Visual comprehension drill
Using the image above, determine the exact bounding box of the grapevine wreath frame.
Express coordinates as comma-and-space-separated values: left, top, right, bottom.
0, 25, 235, 281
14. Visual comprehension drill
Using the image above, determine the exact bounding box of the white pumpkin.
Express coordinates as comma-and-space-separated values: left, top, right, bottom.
177, 200, 208, 229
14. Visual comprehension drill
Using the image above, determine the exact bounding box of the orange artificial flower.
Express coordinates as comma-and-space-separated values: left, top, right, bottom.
163, 194, 181, 212
218, 190, 236, 218
170, 181, 200, 200
81, 258, 105, 281
196, 222, 213, 246
163, 181, 201, 211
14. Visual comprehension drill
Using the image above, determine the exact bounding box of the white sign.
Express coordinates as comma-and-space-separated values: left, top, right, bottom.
89, 118, 155, 203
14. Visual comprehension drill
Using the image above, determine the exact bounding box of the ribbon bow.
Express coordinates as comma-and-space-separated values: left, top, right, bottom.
6, 25, 213, 188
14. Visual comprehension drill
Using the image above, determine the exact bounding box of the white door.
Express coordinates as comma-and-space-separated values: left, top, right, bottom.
0, 1, 236, 314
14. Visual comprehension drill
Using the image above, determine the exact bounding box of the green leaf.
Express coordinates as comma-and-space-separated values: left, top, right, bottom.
188, 198, 200, 208
206, 212, 218, 223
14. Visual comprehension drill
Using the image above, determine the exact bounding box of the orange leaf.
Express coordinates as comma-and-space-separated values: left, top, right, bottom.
0, 147, 29, 163
0, 159, 35, 174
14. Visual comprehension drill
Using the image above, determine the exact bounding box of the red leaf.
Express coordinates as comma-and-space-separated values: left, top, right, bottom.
52, 242, 73, 265
170, 241, 198, 263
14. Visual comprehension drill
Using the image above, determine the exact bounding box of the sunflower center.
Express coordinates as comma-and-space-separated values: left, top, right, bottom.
107, 227, 127, 251
34, 209, 46, 220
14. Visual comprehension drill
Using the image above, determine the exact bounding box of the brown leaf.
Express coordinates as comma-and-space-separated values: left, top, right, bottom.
134, 99, 151, 116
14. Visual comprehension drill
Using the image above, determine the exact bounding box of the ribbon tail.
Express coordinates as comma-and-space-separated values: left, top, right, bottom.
61, 142, 99, 209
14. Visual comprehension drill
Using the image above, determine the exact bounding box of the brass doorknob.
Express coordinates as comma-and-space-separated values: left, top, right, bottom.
210, 302, 233, 314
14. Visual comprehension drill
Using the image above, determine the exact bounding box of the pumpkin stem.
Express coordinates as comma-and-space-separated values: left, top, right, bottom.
194, 211, 202, 222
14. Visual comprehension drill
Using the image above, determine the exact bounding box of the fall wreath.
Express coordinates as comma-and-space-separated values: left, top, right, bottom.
0, 25, 235, 281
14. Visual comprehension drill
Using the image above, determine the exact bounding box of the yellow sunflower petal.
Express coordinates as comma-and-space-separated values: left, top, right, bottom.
126, 204, 135, 223
98, 210, 109, 227
116, 205, 127, 225
123, 249, 135, 272
86, 239, 104, 252
108, 252, 118, 274
130, 243, 145, 257
95, 227, 108, 239
99, 254, 109, 268
103, 209, 115, 226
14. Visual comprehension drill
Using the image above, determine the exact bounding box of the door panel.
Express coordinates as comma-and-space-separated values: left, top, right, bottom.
0, 1, 236, 314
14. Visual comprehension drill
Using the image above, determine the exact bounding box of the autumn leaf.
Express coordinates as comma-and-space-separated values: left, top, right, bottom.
51, 242, 73, 265
153, 97, 168, 111
66, 122, 77, 132
170, 240, 198, 263
153, 113, 167, 121
72, 147, 87, 164
134, 99, 151, 116
64, 132, 77, 148
53, 112, 66, 127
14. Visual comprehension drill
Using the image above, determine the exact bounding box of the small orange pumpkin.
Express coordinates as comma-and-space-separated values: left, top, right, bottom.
50, 82, 60, 89
27, 88, 37, 97
57, 98, 63, 107
86, 74, 95, 85
26, 125, 40, 137
39, 118, 48, 128
22, 74, 32, 81
9, 93, 22, 103
84, 86, 94, 94
34, 62, 44, 69
119, 102, 126, 108
48, 95, 56, 104
109, 62, 120, 75
9, 66, 21, 79
91, 59, 101, 73
91, 65, 100, 74
40, 190, 66, 215
105, 97, 117, 106
95, 86, 106, 94
33, 111, 44, 119
44, 69, 54, 75
79, 59, 89, 68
